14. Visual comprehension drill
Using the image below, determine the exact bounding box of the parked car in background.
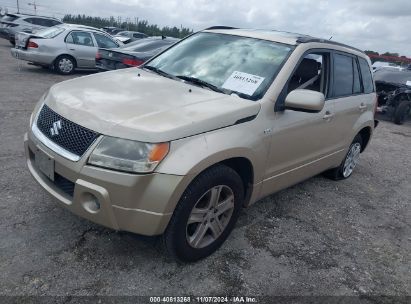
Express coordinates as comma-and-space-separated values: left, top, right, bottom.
101, 26, 123, 35
96, 36, 179, 71
115, 30, 148, 42
11, 24, 121, 74
24, 27, 377, 261
375, 68, 411, 124
0, 13, 62, 45
113, 35, 132, 44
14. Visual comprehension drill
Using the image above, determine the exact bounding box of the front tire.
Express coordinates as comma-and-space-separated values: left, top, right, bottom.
54, 55, 76, 75
163, 164, 244, 262
324, 134, 363, 180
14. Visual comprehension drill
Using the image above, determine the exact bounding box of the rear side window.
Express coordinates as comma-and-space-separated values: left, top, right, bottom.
332, 53, 354, 97
358, 57, 374, 93
66, 31, 95, 47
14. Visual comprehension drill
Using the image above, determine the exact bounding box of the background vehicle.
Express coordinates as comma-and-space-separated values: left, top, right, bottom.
101, 26, 123, 35
0, 13, 62, 45
114, 30, 148, 43
11, 24, 121, 74
96, 36, 179, 71
375, 68, 411, 124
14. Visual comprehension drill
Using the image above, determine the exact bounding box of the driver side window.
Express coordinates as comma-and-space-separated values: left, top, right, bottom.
287, 52, 330, 96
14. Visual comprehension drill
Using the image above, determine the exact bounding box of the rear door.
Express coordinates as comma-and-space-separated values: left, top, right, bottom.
65, 30, 98, 68
330, 52, 374, 150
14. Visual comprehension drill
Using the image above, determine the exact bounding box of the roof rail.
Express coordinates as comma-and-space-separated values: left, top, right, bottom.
296, 37, 365, 54
205, 26, 238, 30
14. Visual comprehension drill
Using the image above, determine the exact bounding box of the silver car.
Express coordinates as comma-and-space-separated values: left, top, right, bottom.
11, 24, 121, 74
0, 13, 62, 45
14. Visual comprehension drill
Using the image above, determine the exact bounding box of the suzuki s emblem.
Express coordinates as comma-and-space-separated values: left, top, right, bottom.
50, 120, 62, 136
108, 52, 113, 57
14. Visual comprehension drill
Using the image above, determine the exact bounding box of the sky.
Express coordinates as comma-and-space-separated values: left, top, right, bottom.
1, 0, 411, 56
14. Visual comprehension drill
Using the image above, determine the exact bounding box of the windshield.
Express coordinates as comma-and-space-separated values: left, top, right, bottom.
145, 32, 293, 100
35, 26, 65, 38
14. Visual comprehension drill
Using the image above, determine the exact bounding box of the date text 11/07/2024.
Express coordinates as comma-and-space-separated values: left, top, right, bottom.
149, 296, 257, 303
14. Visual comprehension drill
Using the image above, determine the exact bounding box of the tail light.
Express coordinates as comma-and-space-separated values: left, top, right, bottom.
122, 58, 144, 67
95, 52, 102, 60
27, 40, 38, 48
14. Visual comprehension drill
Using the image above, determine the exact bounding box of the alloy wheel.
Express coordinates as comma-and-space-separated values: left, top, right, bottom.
343, 143, 361, 178
186, 185, 235, 249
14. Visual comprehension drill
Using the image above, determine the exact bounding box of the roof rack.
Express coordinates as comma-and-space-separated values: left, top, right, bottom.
296, 37, 365, 54
205, 26, 238, 30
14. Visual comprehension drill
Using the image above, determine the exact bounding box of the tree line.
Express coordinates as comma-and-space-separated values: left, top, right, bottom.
62, 14, 193, 38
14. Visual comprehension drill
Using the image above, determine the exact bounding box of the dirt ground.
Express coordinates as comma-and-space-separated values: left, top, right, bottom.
0, 39, 410, 303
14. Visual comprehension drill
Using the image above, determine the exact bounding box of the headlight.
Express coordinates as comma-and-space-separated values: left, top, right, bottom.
88, 137, 169, 173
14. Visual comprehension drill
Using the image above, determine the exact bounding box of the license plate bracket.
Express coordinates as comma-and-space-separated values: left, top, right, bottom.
34, 148, 55, 181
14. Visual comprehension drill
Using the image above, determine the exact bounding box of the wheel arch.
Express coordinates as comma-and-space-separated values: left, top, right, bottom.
358, 126, 372, 152
175, 154, 256, 208
53, 54, 77, 67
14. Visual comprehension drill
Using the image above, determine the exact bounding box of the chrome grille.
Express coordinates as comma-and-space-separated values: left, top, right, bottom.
36, 105, 98, 157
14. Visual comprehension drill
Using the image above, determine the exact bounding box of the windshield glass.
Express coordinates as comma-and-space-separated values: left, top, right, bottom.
145, 32, 293, 100
35, 26, 65, 38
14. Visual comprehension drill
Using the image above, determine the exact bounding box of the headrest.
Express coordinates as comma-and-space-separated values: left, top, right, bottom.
294, 58, 319, 79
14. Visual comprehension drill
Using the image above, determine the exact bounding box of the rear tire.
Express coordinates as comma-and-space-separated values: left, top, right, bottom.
324, 134, 363, 180
393, 100, 411, 125
54, 55, 76, 75
162, 164, 244, 262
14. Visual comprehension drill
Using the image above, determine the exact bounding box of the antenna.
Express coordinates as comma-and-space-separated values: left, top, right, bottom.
329, 36, 333, 40
28, 1, 43, 15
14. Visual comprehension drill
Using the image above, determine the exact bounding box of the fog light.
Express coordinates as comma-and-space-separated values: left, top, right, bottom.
82, 193, 101, 213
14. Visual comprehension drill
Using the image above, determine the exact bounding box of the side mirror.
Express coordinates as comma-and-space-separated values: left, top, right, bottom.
284, 89, 325, 113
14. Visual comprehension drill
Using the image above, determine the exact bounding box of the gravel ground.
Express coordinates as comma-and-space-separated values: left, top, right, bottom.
0, 39, 410, 302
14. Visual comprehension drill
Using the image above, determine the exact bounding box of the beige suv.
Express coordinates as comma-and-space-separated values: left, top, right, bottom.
25, 27, 377, 261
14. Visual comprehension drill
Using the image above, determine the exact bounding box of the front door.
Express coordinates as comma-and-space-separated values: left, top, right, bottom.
261, 51, 342, 196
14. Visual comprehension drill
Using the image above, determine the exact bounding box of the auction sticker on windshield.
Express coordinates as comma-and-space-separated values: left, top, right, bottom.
222, 71, 265, 95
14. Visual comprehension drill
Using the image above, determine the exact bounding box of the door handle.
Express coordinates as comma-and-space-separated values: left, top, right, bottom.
359, 103, 367, 111
323, 111, 334, 120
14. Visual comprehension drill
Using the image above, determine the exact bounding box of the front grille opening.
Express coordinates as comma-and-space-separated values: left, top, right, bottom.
54, 173, 75, 197
36, 105, 99, 157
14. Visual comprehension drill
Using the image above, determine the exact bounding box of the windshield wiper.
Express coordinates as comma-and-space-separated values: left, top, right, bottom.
143, 65, 176, 79
176, 75, 230, 94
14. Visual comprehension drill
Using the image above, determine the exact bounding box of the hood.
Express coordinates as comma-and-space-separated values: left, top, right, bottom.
45, 68, 261, 142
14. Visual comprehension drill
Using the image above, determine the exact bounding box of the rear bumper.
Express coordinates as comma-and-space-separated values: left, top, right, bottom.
24, 131, 188, 236
11, 48, 54, 65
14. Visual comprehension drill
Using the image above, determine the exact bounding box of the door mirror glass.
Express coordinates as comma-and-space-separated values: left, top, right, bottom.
285, 89, 325, 113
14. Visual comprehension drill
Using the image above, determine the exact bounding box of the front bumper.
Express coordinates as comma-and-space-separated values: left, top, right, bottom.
24, 131, 187, 236
11, 48, 54, 65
